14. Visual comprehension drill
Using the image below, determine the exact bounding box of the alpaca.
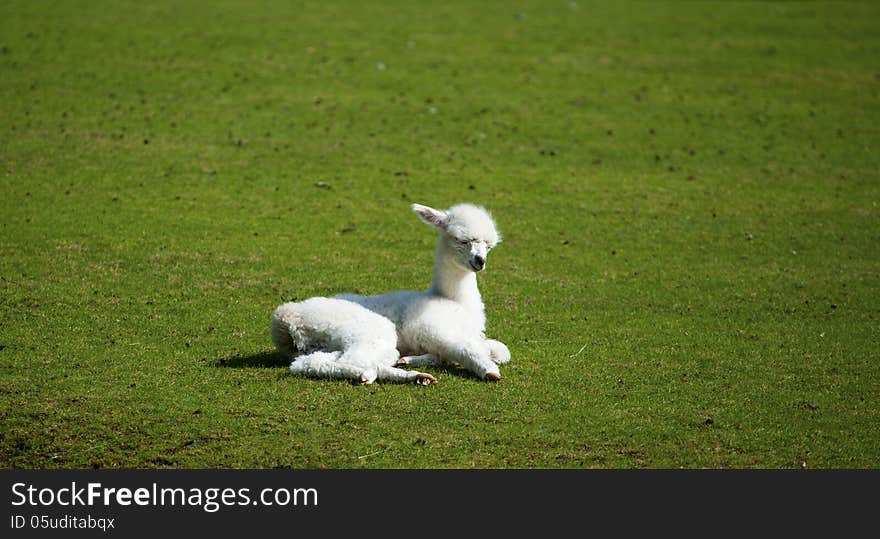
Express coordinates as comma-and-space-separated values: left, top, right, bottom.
337, 203, 510, 381
271, 297, 437, 385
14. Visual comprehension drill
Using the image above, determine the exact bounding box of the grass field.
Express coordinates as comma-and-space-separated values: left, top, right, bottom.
1, 1, 878, 468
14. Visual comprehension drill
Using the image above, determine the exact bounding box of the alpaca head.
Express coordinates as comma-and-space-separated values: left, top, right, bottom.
412, 203, 501, 272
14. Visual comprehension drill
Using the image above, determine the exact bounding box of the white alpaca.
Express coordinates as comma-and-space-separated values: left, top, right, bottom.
337, 203, 510, 381
271, 297, 437, 385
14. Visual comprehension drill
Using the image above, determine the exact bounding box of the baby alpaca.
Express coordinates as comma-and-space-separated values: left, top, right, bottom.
271, 297, 436, 385
337, 202, 510, 381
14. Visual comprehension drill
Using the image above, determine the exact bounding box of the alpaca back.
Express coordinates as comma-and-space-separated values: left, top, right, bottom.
335, 290, 425, 327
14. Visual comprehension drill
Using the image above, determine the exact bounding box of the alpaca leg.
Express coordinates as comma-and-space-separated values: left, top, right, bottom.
375, 365, 437, 385
420, 332, 501, 380
290, 351, 377, 384
485, 339, 511, 365
397, 353, 443, 368
449, 343, 501, 380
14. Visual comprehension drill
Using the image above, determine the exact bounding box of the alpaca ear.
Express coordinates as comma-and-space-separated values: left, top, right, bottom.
412, 203, 449, 230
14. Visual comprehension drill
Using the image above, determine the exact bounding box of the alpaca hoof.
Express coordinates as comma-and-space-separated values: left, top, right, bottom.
414, 373, 437, 385
484, 372, 502, 382
396, 357, 409, 367
360, 368, 378, 385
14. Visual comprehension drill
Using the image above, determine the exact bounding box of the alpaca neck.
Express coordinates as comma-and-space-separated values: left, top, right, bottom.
428, 240, 485, 329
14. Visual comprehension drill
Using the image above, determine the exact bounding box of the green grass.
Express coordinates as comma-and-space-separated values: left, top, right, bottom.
1, 0, 878, 468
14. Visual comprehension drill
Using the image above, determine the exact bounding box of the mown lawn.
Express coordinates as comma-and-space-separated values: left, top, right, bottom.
1, 0, 878, 468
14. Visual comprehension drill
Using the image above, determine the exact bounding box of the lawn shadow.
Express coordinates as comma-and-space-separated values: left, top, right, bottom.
213, 350, 493, 382
428, 364, 491, 382
215, 351, 288, 368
